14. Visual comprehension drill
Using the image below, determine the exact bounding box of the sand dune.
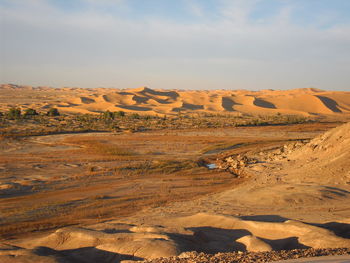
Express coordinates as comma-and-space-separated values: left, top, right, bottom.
1, 84, 349, 117
3, 212, 350, 262
175, 213, 350, 249
265, 94, 342, 114
79, 97, 95, 104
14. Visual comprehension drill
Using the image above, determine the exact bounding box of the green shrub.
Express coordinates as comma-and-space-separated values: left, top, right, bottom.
130, 113, 140, 119
101, 110, 114, 120
24, 108, 38, 117
7, 107, 21, 119
114, 111, 125, 117
47, 108, 60, 116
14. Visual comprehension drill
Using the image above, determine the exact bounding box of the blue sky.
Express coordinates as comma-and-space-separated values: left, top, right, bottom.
1, 0, 349, 90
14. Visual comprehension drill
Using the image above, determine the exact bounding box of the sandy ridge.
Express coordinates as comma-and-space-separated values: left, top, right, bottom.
1, 84, 350, 117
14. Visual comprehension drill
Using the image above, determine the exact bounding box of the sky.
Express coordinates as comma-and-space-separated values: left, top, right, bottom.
0, 0, 349, 91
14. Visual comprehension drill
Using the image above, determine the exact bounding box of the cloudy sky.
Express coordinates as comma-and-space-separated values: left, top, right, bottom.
1, 0, 349, 90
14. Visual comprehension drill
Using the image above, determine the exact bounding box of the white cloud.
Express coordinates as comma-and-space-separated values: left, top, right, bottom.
185, 0, 205, 17
218, 0, 261, 24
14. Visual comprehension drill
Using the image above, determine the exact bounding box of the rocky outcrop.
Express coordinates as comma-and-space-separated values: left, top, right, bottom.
218, 155, 258, 177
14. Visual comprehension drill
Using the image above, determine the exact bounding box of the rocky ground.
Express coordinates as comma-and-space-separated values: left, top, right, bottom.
139, 248, 350, 263
215, 140, 309, 177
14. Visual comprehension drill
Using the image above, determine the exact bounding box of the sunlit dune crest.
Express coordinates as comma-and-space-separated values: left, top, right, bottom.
1, 84, 349, 117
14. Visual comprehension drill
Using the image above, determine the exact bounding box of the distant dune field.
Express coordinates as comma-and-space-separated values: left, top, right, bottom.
1, 84, 350, 118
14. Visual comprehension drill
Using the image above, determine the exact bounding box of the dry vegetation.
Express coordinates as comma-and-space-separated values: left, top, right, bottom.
0, 107, 315, 139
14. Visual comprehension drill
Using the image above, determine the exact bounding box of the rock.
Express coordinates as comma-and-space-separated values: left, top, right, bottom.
178, 251, 198, 259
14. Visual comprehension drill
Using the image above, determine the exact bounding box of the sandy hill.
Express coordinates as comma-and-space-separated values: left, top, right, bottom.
285, 122, 350, 184
213, 122, 350, 209
1, 84, 350, 118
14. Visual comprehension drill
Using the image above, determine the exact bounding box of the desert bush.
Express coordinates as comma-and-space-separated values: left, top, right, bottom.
130, 113, 140, 119
101, 110, 114, 120
47, 108, 60, 116
7, 107, 21, 119
114, 110, 125, 117
23, 108, 38, 117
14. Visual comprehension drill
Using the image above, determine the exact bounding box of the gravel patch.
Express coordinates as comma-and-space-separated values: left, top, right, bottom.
138, 248, 350, 263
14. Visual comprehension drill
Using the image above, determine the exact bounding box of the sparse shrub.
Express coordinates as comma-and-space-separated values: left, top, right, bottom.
7, 107, 21, 119
24, 108, 38, 117
114, 111, 125, 117
101, 110, 114, 120
47, 108, 60, 116
130, 113, 140, 119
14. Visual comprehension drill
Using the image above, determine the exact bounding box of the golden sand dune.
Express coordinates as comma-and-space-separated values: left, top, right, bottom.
1, 84, 349, 117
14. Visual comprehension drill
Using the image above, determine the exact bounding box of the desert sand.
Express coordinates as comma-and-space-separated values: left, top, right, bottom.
1, 84, 350, 118
1, 85, 350, 262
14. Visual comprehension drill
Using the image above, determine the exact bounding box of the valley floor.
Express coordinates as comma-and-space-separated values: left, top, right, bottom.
1, 122, 350, 262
